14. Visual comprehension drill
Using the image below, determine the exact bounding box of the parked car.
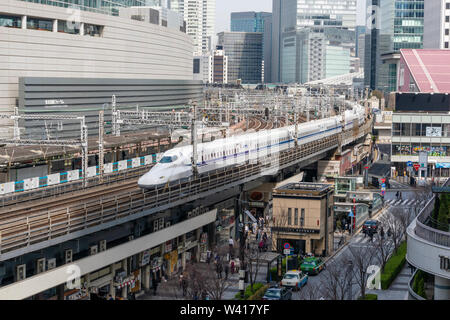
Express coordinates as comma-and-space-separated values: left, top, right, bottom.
261, 286, 292, 300
300, 257, 325, 275
281, 270, 308, 291
362, 220, 380, 234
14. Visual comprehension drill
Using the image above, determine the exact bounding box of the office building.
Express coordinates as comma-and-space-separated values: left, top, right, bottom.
0, 1, 201, 138
355, 26, 366, 58
217, 32, 263, 84
424, 0, 450, 49
231, 12, 272, 83
364, 0, 424, 92
271, 182, 334, 256
230, 11, 271, 33
272, 0, 357, 84
193, 48, 228, 84
169, 0, 216, 54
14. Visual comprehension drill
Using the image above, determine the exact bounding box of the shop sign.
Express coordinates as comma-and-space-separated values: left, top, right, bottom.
271, 227, 320, 234
140, 250, 150, 267
249, 201, 265, 208
165, 240, 172, 253
200, 232, 208, 244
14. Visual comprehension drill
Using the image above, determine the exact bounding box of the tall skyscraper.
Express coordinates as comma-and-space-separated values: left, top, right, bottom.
231, 12, 273, 83
272, 0, 357, 84
424, 0, 450, 49
231, 12, 272, 33
217, 32, 263, 84
364, 0, 424, 92
169, 0, 215, 54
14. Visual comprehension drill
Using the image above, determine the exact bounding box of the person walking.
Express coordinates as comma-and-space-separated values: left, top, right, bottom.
380, 226, 385, 240
224, 263, 229, 280
152, 278, 158, 296
228, 237, 234, 257
218, 262, 223, 279
230, 260, 235, 274
181, 277, 188, 297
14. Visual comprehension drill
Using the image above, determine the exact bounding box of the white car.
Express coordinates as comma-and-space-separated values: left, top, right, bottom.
281, 270, 308, 291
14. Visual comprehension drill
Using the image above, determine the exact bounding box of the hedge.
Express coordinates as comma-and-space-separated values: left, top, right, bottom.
358, 294, 378, 300
412, 270, 427, 299
269, 256, 303, 281
234, 283, 265, 300
248, 285, 270, 300
380, 241, 407, 290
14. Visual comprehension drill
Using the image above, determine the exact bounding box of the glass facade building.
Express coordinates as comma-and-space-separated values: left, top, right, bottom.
364, 0, 424, 92
230, 12, 271, 33
17, 0, 148, 16
217, 32, 263, 84
272, 0, 356, 84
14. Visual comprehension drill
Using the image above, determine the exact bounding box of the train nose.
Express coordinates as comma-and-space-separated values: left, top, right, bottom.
138, 173, 167, 189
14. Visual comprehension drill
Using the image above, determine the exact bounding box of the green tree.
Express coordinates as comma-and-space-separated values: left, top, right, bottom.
437, 194, 449, 232
432, 196, 441, 228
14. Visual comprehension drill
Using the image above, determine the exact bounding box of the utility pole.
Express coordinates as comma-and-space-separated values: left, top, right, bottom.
239, 210, 247, 299
191, 103, 199, 179
99, 110, 104, 183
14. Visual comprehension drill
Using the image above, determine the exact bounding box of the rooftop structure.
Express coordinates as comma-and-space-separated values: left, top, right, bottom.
398, 49, 450, 93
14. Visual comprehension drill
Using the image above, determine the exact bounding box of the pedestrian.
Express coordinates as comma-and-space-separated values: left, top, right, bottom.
182, 277, 188, 297
258, 239, 264, 252
152, 279, 158, 296
369, 231, 374, 242
217, 262, 223, 279
230, 260, 235, 274
399, 192, 402, 200
253, 222, 257, 234
107, 294, 114, 301
224, 263, 229, 280
263, 232, 268, 243
380, 227, 385, 239
179, 274, 184, 289
206, 250, 211, 264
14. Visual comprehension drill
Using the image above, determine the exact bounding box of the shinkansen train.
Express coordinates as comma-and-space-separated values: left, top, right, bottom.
137, 105, 366, 188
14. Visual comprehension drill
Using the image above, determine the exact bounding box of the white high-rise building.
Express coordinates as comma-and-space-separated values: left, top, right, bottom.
424, 0, 450, 49
169, 0, 215, 54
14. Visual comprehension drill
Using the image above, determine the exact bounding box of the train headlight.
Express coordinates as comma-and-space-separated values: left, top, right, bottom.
159, 176, 165, 180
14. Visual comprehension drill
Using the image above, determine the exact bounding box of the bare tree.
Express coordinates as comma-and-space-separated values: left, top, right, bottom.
297, 281, 324, 300
245, 238, 263, 293
184, 261, 233, 300
372, 230, 394, 272
347, 244, 377, 299
319, 257, 353, 300
379, 208, 404, 253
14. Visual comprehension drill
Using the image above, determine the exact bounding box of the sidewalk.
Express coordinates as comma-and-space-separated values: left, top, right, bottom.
367, 263, 411, 300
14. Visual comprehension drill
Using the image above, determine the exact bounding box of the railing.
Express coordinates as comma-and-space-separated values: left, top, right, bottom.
0, 120, 373, 255
414, 178, 450, 247
408, 269, 426, 301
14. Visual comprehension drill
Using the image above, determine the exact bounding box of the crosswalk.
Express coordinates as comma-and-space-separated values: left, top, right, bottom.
384, 198, 427, 207
350, 233, 394, 246
389, 180, 411, 190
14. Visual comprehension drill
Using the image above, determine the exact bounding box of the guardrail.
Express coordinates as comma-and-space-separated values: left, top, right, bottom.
408, 269, 425, 300
0, 119, 373, 256
0, 154, 162, 196
414, 178, 450, 247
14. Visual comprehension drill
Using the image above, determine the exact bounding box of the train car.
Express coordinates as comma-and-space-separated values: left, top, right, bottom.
137, 106, 365, 189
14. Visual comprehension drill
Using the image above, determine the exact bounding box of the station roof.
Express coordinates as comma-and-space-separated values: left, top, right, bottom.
0, 129, 169, 166
400, 49, 450, 93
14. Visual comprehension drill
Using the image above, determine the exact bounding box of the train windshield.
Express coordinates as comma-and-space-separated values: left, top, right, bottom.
159, 155, 177, 163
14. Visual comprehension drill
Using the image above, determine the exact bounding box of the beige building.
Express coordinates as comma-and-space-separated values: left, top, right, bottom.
271, 182, 334, 257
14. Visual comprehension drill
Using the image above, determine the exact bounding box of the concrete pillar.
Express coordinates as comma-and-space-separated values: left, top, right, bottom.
121, 258, 128, 299
196, 228, 202, 262
80, 22, 84, 35
181, 234, 187, 270
109, 263, 116, 299
21, 16, 27, 29
143, 265, 150, 292
53, 19, 58, 32
434, 275, 450, 300
84, 273, 91, 299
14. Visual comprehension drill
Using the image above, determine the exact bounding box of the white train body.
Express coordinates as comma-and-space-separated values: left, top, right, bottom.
138, 105, 366, 188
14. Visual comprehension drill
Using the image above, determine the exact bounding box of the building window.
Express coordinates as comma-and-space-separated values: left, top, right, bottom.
0, 15, 21, 28
58, 20, 79, 34
447, 16, 450, 23
300, 209, 305, 227
446, 29, 449, 36
446, 42, 449, 49
288, 208, 292, 225
27, 17, 53, 31
294, 208, 298, 225
84, 24, 103, 37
